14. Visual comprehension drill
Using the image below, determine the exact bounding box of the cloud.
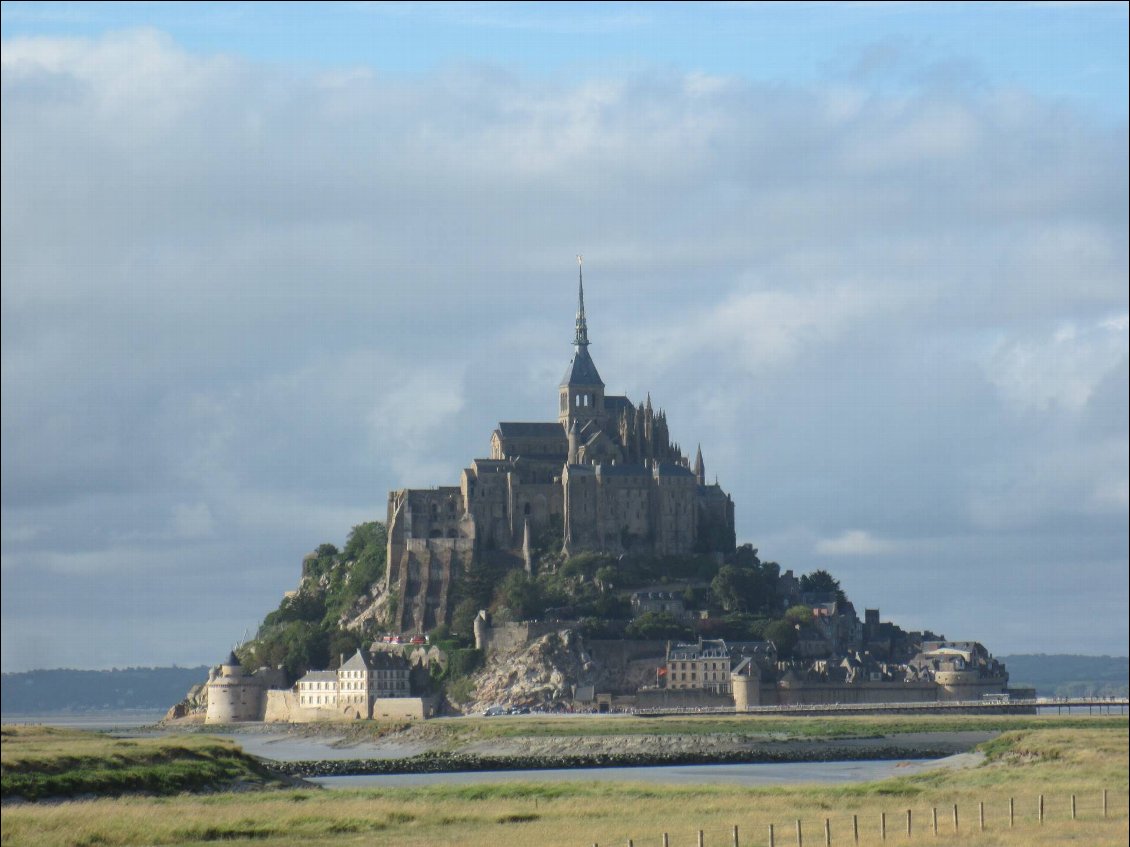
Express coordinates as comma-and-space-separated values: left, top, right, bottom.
815, 530, 899, 556
983, 315, 1129, 414
1, 30, 1126, 669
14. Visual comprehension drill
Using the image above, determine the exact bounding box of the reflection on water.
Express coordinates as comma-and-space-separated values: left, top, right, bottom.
2, 712, 167, 730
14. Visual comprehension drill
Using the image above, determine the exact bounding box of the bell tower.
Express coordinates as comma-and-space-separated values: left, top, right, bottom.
559, 256, 606, 432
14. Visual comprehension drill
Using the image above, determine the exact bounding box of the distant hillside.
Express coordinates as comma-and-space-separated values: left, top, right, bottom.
1000, 654, 1129, 698
1, 666, 209, 715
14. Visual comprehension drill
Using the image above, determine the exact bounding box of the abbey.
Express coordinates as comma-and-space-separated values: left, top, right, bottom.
384, 264, 736, 633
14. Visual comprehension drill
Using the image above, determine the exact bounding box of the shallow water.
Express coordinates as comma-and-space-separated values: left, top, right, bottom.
308, 756, 955, 789
2, 711, 167, 730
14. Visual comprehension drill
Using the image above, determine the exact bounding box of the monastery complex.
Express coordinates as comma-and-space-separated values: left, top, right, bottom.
383, 262, 735, 633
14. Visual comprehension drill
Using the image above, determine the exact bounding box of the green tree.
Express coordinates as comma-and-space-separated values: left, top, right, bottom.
764, 619, 798, 659
785, 604, 813, 625
494, 570, 545, 620
450, 597, 481, 640
625, 612, 693, 641
799, 569, 846, 603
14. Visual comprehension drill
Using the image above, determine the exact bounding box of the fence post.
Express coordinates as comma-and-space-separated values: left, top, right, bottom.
852, 814, 859, 845
906, 809, 912, 837
979, 801, 984, 832
932, 807, 938, 836
880, 812, 886, 841
1103, 788, 1108, 819
663, 835, 669, 847
795, 819, 803, 847
734, 825, 740, 847
824, 819, 831, 847
1071, 794, 1076, 821
1009, 797, 1014, 828
769, 823, 775, 847
952, 804, 958, 833
1039, 794, 1044, 824
699, 831, 705, 847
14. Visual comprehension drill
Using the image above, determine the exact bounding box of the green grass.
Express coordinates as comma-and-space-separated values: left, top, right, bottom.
0, 725, 288, 800
3, 718, 1127, 847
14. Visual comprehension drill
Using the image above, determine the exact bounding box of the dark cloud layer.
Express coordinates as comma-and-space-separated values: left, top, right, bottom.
2, 31, 1126, 670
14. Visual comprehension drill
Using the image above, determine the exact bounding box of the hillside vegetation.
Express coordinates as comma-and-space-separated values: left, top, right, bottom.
236, 518, 884, 690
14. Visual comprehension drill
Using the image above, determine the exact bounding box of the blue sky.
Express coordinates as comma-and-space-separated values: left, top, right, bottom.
2, 2, 1127, 671
3, 2, 1127, 120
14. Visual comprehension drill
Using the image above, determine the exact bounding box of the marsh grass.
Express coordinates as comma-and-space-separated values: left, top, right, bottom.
1, 725, 283, 800
2, 722, 1126, 847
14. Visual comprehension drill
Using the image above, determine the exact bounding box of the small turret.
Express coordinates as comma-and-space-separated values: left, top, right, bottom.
693, 444, 705, 485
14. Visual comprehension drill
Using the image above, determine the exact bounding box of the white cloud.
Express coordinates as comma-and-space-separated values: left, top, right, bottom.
1, 30, 1126, 668
815, 530, 899, 556
984, 315, 1129, 414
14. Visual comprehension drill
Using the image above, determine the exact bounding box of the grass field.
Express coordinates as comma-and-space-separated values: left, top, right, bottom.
0, 725, 287, 800
1, 717, 1126, 847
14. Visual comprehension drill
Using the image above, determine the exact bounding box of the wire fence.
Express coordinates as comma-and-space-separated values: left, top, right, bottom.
584, 789, 1129, 846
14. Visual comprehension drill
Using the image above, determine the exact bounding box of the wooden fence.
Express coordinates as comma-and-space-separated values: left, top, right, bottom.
586, 789, 1127, 846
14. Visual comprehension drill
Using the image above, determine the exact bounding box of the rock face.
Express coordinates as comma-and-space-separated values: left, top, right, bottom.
467, 629, 595, 712
165, 682, 207, 721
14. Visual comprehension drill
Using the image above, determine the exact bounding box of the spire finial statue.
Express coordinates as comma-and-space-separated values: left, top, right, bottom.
574, 254, 589, 348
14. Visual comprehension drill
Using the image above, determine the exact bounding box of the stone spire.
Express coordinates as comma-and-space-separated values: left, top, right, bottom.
573, 254, 589, 348
693, 444, 705, 485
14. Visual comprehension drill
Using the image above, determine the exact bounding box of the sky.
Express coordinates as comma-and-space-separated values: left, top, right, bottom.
1, 2, 1127, 672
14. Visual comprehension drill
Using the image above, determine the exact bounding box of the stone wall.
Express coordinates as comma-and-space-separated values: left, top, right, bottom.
587, 639, 667, 694
479, 621, 577, 657
372, 697, 436, 720
635, 688, 733, 709
772, 680, 940, 706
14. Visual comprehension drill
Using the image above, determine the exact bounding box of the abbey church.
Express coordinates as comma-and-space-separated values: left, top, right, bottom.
385, 265, 736, 632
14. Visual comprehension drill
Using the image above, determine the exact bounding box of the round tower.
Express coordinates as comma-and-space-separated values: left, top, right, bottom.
205, 651, 263, 723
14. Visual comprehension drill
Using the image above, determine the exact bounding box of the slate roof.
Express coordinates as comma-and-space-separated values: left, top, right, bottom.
560, 346, 604, 387
341, 649, 374, 671
598, 463, 651, 477
605, 395, 634, 415
298, 670, 338, 683
497, 422, 567, 438
654, 462, 695, 477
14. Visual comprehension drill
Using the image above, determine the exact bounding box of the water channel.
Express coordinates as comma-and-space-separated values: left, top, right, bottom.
306, 756, 964, 789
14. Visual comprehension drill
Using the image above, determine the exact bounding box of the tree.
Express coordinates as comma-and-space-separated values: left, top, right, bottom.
764, 619, 798, 659
800, 569, 846, 603
709, 558, 781, 615
494, 570, 545, 620
625, 612, 693, 641
785, 604, 813, 625
450, 598, 481, 640
711, 565, 748, 612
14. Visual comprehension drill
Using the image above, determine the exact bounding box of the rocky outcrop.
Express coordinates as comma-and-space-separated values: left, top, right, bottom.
466, 629, 595, 712
164, 681, 207, 721
340, 582, 392, 632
